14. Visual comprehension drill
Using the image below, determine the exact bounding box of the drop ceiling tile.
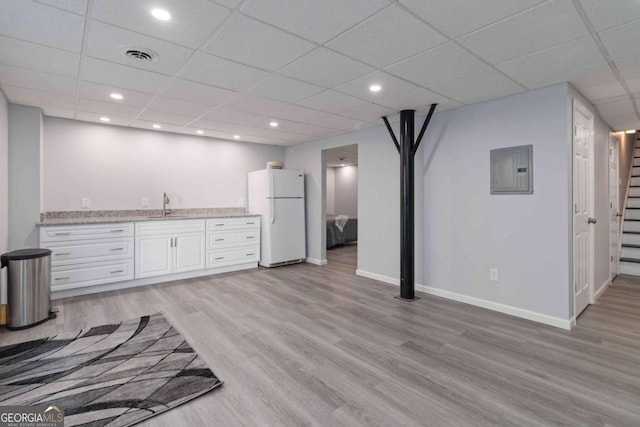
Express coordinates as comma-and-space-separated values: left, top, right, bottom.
459, 86, 524, 105
385, 42, 488, 87
297, 90, 367, 113
92, 0, 231, 49
378, 86, 459, 110
0, 35, 80, 77
272, 104, 330, 123
428, 68, 521, 101
224, 94, 289, 115
595, 96, 634, 117
240, 0, 388, 44
497, 37, 605, 86
626, 75, 640, 93
333, 71, 418, 102
189, 117, 234, 132
399, 0, 544, 38
42, 106, 75, 119
147, 96, 212, 117
309, 114, 375, 131
161, 79, 236, 106
138, 109, 195, 126
250, 118, 333, 136
0, 64, 77, 96
202, 14, 315, 71
340, 102, 397, 123
211, 0, 242, 9
327, 5, 446, 68
179, 53, 269, 91
34, 0, 87, 15
0, 1, 85, 52
577, 80, 626, 102
458, 1, 589, 64
86, 22, 194, 76
600, 113, 638, 131
578, 0, 640, 32
280, 47, 374, 88
76, 111, 131, 126
600, 20, 640, 59
77, 98, 143, 118
615, 54, 640, 79
249, 74, 324, 103
204, 108, 263, 125
571, 64, 619, 87
82, 57, 171, 93
79, 82, 155, 107
3, 85, 76, 109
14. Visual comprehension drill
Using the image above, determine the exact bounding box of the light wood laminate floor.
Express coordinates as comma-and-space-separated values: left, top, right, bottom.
2, 245, 640, 426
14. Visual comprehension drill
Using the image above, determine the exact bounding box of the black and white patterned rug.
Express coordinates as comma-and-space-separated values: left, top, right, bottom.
0, 313, 223, 426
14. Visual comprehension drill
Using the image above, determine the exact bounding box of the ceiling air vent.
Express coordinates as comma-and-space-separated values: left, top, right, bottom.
120, 46, 158, 62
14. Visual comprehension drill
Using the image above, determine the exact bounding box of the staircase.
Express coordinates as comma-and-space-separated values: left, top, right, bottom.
620, 134, 640, 275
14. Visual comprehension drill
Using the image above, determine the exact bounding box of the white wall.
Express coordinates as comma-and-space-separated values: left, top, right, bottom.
421, 84, 571, 321
8, 104, 42, 249
43, 118, 285, 211
0, 92, 8, 304
334, 165, 358, 217
619, 130, 635, 214
326, 167, 335, 215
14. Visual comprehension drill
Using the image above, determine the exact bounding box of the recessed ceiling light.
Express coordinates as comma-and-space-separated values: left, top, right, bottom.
340, 163, 345, 167
99, 117, 110, 122
110, 93, 123, 100
626, 129, 636, 134
152, 124, 161, 129
269, 121, 278, 128
233, 135, 241, 140
151, 8, 171, 21
369, 84, 382, 93
196, 129, 204, 135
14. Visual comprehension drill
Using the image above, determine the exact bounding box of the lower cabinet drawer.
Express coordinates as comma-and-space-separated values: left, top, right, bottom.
51, 259, 134, 291
207, 230, 259, 249
206, 246, 259, 268
47, 238, 133, 267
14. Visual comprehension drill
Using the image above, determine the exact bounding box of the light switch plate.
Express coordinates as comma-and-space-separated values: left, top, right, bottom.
81, 198, 90, 209
142, 197, 149, 208
489, 268, 499, 282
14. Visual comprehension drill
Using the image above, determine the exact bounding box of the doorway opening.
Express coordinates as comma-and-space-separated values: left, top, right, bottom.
323, 144, 358, 270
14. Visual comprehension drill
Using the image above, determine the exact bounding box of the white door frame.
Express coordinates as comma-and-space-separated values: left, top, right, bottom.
609, 133, 620, 281
572, 99, 595, 319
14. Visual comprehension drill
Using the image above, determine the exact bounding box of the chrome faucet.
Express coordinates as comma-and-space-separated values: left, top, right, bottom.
162, 192, 171, 216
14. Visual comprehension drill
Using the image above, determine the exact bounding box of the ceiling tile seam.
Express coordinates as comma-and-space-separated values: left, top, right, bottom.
571, 0, 640, 122
31, 0, 86, 17
0, 33, 81, 55
131, 0, 249, 127
72, 0, 93, 121
0, 60, 79, 81
390, 0, 528, 92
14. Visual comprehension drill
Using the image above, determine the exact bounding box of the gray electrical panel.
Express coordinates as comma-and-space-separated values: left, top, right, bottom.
490, 145, 533, 195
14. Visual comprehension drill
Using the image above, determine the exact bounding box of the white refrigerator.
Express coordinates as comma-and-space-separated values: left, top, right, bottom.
248, 169, 306, 267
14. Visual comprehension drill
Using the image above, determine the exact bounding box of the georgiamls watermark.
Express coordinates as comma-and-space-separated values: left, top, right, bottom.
0, 405, 64, 427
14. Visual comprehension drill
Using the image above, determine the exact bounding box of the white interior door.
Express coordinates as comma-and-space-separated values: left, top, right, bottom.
610, 134, 620, 279
573, 100, 594, 318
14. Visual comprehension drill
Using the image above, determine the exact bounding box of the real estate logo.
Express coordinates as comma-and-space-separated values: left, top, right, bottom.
0, 405, 64, 427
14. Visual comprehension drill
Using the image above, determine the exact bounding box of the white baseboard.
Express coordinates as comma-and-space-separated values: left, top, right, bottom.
594, 279, 611, 302
306, 257, 327, 265
355, 269, 571, 330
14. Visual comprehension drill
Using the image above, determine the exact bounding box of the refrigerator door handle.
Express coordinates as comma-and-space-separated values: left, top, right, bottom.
271, 198, 275, 224
269, 172, 274, 198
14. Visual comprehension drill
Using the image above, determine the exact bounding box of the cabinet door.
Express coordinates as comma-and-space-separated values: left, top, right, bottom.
135, 235, 172, 278
174, 233, 205, 273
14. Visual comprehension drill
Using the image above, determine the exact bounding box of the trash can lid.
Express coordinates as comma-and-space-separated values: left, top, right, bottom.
1, 248, 52, 268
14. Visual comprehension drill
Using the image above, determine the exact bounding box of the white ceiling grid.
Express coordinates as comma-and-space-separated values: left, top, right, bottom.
0, 0, 639, 146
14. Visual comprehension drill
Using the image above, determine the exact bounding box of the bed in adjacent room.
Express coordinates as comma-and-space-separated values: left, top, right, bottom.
327, 214, 357, 249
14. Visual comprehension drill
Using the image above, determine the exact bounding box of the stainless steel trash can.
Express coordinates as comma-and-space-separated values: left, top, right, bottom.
1, 248, 54, 330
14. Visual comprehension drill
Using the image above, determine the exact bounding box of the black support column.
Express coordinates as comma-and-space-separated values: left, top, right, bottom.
382, 104, 437, 301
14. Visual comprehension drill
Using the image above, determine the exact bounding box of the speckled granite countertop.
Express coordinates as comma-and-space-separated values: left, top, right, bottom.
38, 208, 260, 226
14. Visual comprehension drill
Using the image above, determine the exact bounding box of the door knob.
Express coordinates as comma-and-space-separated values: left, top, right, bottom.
616, 213, 623, 217
588, 217, 597, 224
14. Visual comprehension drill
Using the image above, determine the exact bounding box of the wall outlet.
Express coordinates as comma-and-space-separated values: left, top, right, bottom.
81, 198, 90, 209
142, 197, 149, 208
489, 268, 499, 282
238, 197, 245, 207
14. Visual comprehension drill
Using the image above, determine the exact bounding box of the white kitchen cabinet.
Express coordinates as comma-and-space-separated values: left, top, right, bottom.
135, 220, 205, 278
40, 223, 135, 292
206, 217, 260, 269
